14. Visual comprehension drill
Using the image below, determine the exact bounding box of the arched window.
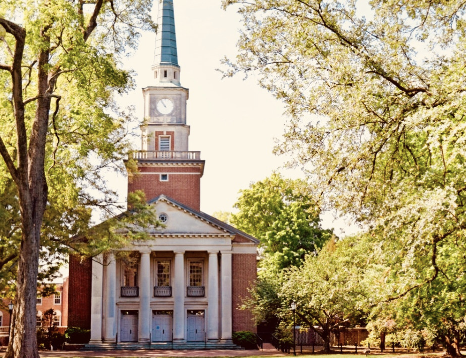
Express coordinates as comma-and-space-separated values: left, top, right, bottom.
36, 310, 42, 327
53, 310, 61, 327
0, 311, 3, 327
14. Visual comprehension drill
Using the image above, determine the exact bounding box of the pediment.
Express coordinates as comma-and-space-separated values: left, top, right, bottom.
148, 196, 231, 236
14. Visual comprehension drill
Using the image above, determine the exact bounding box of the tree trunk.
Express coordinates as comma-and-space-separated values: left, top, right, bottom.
380, 331, 386, 352
444, 335, 463, 357
4, 26, 50, 356
320, 330, 331, 353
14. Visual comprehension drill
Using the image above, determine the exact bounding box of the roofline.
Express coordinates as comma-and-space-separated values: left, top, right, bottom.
149, 194, 260, 244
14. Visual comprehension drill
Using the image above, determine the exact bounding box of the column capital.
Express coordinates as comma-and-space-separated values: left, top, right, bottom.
220, 250, 233, 255
208, 250, 219, 255
174, 250, 185, 255
139, 248, 151, 255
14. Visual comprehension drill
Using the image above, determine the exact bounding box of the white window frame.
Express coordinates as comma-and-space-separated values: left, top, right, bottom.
36, 295, 42, 305
54, 292, 61, 305
155, 260, 171, 287
53, 310, 61, 327
187, 260, 204, 287
160, 174, 169, 182
159, 136, 171, 151
36, 311, 42, 327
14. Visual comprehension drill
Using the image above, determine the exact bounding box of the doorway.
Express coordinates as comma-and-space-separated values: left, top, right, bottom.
187, 310, 205, 342
120, 310, 138, 342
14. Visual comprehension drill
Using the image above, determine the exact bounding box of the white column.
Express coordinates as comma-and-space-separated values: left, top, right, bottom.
173, 251, 185, 341
89, 255, 103, 343
139, 250, 151, 342
207, 251, 219, 341
103, 253, 116, 342
220, 251, 232, 341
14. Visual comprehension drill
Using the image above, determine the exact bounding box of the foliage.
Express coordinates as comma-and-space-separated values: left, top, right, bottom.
243, 236, 369, 353
232, 173, 333, 270
64, 327, 90, 344
0, 0, 157, 356
232, 331, 258, 349
212, 211, 232, 224
222, 0, 466, 356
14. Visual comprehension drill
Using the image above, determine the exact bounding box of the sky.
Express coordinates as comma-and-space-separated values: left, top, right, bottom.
112, 0, 360, 237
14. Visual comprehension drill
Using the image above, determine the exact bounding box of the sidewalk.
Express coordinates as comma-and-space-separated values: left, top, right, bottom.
1, 344, 287, 358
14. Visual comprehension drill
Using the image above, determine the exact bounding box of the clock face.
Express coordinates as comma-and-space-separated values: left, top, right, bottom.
157, 98, 174, 115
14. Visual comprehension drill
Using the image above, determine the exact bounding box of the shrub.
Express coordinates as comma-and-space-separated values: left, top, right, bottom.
233, 331, 258, 349
64, 327, 90, 344
51, 332, 66, 350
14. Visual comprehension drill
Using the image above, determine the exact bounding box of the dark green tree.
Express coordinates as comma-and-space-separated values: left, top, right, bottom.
232, 173, 333, 270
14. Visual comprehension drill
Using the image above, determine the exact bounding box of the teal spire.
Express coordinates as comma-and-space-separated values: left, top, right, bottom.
154, 0, 179, 67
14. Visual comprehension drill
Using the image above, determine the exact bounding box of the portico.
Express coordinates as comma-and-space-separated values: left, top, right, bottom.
92, 197, 244, 344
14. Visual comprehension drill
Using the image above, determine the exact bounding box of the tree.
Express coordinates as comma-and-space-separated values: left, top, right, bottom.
222, 0, 466, 355
0, 1, 155, 357
242, 236, 369, 353
232, 173, 333, 270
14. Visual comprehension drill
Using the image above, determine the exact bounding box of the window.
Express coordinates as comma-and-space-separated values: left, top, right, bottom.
159, 136, 170, 151
174, 71, 177, 79
0, 311, 3, 327
160, 174, 168, 182
164, 70, 167, 78
123, 266, 138, 287
36, 295, 42, 305
156, 261, 170, 287
53, 311, 61, 327
158, 213, 168, 223
36, 311, 42, 327
54, 292, 61, 305
189, 261, 203, 287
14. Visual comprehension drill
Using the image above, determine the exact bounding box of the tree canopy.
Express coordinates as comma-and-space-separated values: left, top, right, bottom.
222, 0, 466, 356
0, 1, 156, 356
231, 173, 333, 270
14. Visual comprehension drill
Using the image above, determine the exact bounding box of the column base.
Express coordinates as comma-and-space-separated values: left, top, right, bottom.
138, 338, 150, 343
220, 339, 233, 344
103, 338, 116, 343
88, 339, 103, 344
208, 338, 219, 343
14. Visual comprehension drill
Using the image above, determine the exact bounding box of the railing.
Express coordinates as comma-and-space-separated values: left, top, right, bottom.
154, 286, 172, 297
187, 286, 205, 297
255, 333, 263, 350
121, 286, 139, 297
133, 151, 201, 160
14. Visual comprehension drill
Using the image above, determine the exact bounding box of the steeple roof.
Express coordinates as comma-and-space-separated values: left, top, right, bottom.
153, 0, 179, 67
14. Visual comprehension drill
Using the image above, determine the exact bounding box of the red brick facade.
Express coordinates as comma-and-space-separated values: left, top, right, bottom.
67, 255, 92, 329
232, 253, 257, 333
128, 165, 202, 210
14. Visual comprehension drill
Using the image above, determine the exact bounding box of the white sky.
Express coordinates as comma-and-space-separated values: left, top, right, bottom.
110, 0, 360, 237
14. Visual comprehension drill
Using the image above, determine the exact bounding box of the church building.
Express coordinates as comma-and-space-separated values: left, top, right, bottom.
67, 0, 258, 348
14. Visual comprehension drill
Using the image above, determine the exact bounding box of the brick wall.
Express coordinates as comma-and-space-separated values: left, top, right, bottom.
128, 166, 202, 210
68, 255, 92, 329
232, 253, 257, 333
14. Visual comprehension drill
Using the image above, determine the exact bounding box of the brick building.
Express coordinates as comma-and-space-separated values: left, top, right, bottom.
67, 0, 258, 348
0, 278, 69, 345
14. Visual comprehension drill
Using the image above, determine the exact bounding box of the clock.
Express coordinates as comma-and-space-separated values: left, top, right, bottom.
157, 98, 174, 115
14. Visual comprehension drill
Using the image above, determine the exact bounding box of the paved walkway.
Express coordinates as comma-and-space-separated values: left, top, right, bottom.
1, 344, 288, 357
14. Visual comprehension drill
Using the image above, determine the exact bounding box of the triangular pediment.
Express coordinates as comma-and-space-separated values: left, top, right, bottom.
148, 196, 229, 236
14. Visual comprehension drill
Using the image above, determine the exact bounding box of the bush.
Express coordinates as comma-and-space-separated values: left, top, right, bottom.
64, 327, 90, 344
51, 332, 66, 350
233, 331, 258, 349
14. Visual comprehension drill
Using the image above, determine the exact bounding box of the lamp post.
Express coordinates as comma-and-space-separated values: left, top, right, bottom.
291, 301, 296, 356
8, 301, 13, 339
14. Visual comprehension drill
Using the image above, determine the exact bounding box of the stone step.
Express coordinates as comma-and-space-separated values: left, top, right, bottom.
82, 341, 243, 351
